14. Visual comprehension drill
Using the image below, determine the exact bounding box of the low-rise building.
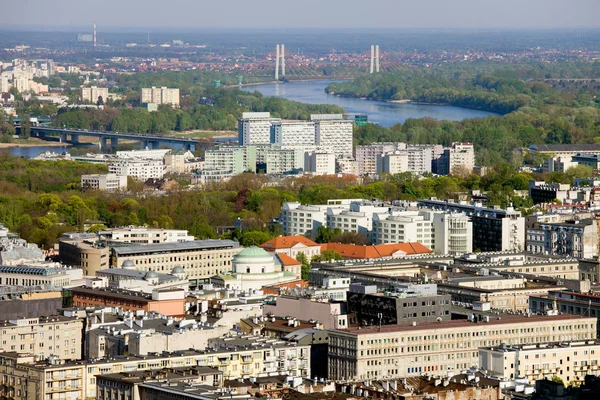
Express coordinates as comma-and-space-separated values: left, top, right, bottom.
260, 235, 322, 260
81, 173, 127, 191
263, 295, 348, 330
108, 159, 165, 181
0, 264, 82, 289
0, 316, 83, 360
479, 341, 600, 385
99, 226, 195, 244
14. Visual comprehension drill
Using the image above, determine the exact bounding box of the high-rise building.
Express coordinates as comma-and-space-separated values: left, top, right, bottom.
436, 142, 475, 175
81, 86, 109, 103
313, 114, 353, 158
237, 112, 281, 145
271, 121, 316, 146
304, 151, 336, 175
140, 87, 180, 107
204, 146, 257, 174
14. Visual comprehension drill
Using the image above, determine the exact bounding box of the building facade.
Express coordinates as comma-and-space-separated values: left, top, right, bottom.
81, 174, 127, 191
238, 112, 280, 145
140, 87, 180, 107
81, 86, 108, 103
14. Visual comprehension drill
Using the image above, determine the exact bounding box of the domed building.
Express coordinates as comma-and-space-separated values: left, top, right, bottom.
211, 246, 297, 292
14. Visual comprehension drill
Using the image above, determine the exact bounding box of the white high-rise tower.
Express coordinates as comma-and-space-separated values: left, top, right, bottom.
375, 45, 380, 72
275, 44, 280, 80
275, 44, 286, 80
370, 45, 374, 74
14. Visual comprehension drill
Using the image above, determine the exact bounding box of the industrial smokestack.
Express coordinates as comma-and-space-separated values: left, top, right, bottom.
370, 45, 374, 74
275, 44, 280, 81
375, 45, 380, 73
281, 44, 285, 76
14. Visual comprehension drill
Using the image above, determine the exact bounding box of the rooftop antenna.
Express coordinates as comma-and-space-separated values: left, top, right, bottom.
93, 21, 97, 47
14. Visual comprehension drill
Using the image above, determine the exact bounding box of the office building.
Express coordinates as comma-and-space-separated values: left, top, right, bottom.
304, 151, 336, 175
0, 316, 83, 360
280, 199, 356, 238
327, 314, 596, 381
59, 233, 110, 275
313, 115, 353, 158
0, 264, 82, 288
346, 283, 451, 327
111, 240, 241, 285
191, 169, 234, 185
81, 86, 108, 103
108, 159, 165, 181
81, 173, 127, 191
95, 267, 189, 294
263, 295, 349, 330
140, 87, 180, 107
479, 341, 600, 384
238, 112, 280, 145
529, 143, 600, 158
530, 290, 600, 335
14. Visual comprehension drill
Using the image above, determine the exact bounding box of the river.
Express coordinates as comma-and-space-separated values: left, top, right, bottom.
243, 80, 499, 126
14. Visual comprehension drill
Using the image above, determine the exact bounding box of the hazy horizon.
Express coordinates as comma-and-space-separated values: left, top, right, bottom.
5, 0, 600, 30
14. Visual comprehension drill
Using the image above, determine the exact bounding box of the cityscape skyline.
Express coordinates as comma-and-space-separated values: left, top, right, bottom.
4, 0, 600, 30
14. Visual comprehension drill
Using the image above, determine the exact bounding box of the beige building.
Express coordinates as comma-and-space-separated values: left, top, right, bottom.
327, 314, 596, 381
81, 173, 127, 191
263, 295, 349, 329
0, 316, 83, 361
99, 226, 195, 244
0, 264, 82, 289
111, 240, 241, 285
0, 335, 309, 399
140, 86, 180, 107
59, 233, 110, 276
480, 341, 600, 386
81, 86, 109, 103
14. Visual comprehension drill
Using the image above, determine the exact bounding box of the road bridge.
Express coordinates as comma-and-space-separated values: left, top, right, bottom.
25, 126, 197, 151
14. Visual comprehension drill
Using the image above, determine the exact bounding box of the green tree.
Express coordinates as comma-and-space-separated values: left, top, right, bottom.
296, 252, 311, 280
239, 230, 273, 247
311, 250, 343, 263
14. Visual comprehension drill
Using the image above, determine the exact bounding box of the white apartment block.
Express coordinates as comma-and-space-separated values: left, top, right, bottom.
327, 202, 390, 242
116, 148, 171, 160
271, 121, 316, 146
280, 199, 359, 238
480, 341, 600, 385
238, 112, 281, 145
356, 143, 402, 175
191, 169, 234, 185
264, 146, 297, 174
378, 150, 409, 174
108, 159, 164, 181
140, 86, 180, 107
431, 212, 473, 255
373, 211, 435, 249
336, 157, 358, 175
304, 151, 336, 175
327, 315, 597, 381
81, 174, 127, 191
437, 142, 475, 175
314, 116, 353, 158
204, 146, 256, 174
0, 316, 84, 361
81, 86, 109, 103
99, 226, 194, 244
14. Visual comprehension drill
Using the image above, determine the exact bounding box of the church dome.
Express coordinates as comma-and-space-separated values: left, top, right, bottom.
235, 246, 271, 259
122, 260, 136, 269
233, 246, 276, 274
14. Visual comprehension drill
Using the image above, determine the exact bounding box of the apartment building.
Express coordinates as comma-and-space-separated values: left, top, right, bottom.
480, 341, 600, 385
313, 115, 353, 158
530, 291, 600, 336
263, 295, 349, 330
81, 86, 108, 103
140, 87, 180, 107
336, 157, 358, 175
238, 112, 281, 145
80, 173, 127, 191
419, 199, 525, 252
99, 226, 195, 244
327, 202, 390, 242
528, 220, 599, 259
377, 146, 433, 175
431, 212, 473, 255
262, 146, 297, 174
372, 211, 434, 248
435, 142, 475, 175
0, 316, 83, 360
304, 151, 336, 175
204, 146, 257, 174
271, 121, 316, 146
280, 200, 357, 238
111, 240, 241, 285
327, 314, 596, 381
0, 335, 309, 400
356, 142, 401, 175
108, 159, 165, 181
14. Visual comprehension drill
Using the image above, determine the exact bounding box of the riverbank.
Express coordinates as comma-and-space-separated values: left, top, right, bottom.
0, 140, 71, 149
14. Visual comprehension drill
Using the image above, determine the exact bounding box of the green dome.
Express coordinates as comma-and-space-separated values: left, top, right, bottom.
236, 246, 270, 258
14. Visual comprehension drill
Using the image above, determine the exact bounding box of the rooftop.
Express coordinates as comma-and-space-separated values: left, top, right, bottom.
112, 239, 239, 255
321, 242, 432, 259
260, 236, 319, 250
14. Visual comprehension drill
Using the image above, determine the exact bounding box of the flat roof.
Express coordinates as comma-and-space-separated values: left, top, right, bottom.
333, 313, 596, 335
113, 240, 239, 255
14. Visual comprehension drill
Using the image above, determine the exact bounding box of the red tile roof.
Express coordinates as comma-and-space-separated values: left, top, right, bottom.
260, 236, 319, 250
262, 280, 309, 295
275, 253, 302, 266
320, 242, 432, 259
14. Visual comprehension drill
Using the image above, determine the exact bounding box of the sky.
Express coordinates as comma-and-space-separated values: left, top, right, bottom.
3, 0, 600, 30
